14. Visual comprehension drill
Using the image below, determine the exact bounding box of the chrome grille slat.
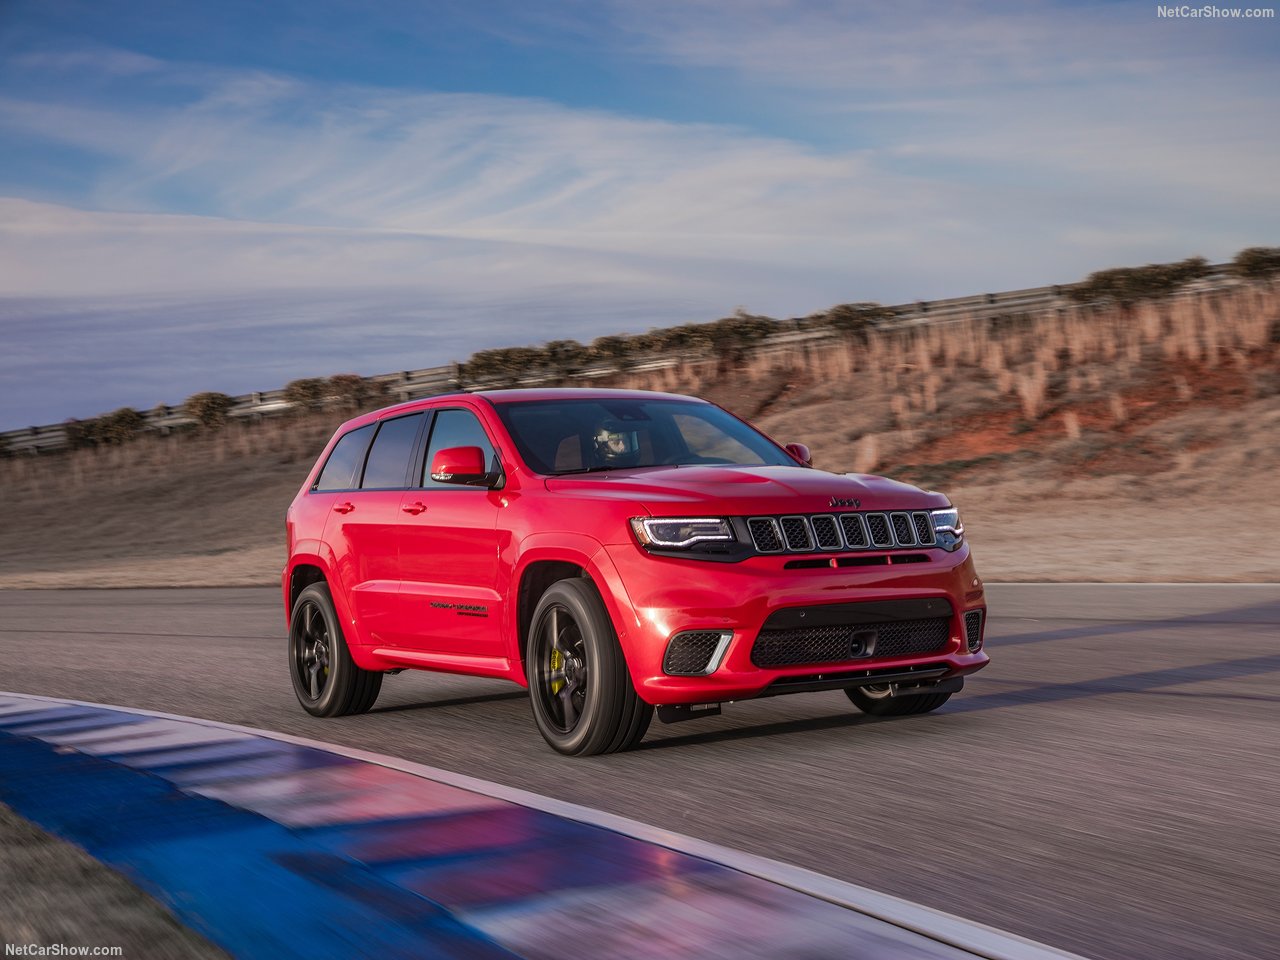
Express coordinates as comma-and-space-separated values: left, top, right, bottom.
780, 516, 813, 551
912, 511, 935, 545
747, 517, 784, 552
839, 513, 868, 548
810, 515, 842, 550
866, 513, 893, 548
890, 512, 916, 546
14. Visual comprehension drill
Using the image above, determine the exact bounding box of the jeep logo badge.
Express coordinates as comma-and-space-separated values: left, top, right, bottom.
829, 496, 861, 508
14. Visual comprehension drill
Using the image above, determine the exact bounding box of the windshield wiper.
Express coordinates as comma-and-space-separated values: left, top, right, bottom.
553, 463, 673, 476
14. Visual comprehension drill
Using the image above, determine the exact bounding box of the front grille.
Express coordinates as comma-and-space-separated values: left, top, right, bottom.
866, 514, 893, 547
752, 615, 951, 668
912, 513, 935, 545
780, 516, 813, 551
664, 631, 729, 676
964, 610, 984, 652
747, 517, 783, 553
891, 512, 915, 545
747, 510, 937, 554
810, 515, 842, 550
839, 513, 868, 548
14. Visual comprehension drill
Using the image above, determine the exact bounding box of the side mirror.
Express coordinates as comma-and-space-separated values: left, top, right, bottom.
430, 446, 497, 486
784, 442, 813, 467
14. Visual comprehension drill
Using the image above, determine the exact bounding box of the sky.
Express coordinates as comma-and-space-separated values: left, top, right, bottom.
1, 0, 1277, 429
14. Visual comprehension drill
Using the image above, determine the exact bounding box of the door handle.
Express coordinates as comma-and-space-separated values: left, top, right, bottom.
333, 502, 355, 514
402, 501, 427, 515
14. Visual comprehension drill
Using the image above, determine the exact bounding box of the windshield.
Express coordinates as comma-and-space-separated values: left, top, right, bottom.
493, 398, 796, 475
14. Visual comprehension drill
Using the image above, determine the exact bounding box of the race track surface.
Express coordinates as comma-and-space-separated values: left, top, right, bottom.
2, 584, 1277, 960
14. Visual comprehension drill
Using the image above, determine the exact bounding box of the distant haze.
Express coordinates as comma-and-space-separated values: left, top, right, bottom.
1, 1, 1277, 428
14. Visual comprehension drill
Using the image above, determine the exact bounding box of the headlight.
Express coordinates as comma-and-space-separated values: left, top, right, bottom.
630, 517, 734, 549
930, 507, 965, 552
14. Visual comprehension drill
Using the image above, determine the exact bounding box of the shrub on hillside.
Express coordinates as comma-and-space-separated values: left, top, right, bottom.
328, 374, 381, 410
1068, 256, 1209, 306
64, 408, 147, 448
63, 418, 92, 450
184, 391, 236, 429
641, 323, 716, 355
591, 335, 637, 370
542, 340, 590, 378
808, 302, 896, 336
462, 347, 546, 385
707, 311, 778, 363
1232, 247, 1280, 281
284, 377, 329, 411
96, 407, 146, 444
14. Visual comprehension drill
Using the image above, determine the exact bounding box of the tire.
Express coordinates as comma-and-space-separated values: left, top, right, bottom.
289, 582, 382, 717
526, 578, 653, 756
844, 683, 951, 717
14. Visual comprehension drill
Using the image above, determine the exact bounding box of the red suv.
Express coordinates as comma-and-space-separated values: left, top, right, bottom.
284, 388, 988, 755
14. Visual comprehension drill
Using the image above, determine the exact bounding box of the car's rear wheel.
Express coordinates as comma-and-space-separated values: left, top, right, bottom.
289, 582, 382, 717
526, 578, 652, 756
845, 683, 951, 716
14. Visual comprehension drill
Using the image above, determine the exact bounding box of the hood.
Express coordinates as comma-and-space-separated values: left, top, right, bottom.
543, 465, 948, 515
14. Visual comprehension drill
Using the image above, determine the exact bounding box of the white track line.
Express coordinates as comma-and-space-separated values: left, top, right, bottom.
2, 691, 1088, 960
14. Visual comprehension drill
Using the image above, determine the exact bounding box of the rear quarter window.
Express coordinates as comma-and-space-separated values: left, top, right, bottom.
313, 423, 375, 491
361, 413, 425, 489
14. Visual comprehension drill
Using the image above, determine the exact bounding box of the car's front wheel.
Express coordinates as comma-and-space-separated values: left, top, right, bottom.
526, 578, 652, 756
845, 683, 951, 716
289, 582, 382, 717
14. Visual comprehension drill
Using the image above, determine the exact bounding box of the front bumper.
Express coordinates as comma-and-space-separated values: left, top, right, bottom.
601, 540, 989, 705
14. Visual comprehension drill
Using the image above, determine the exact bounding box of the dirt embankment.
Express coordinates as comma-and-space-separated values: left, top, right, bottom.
1, 287, 1277, 586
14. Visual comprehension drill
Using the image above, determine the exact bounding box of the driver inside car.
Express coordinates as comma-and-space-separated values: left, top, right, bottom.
592, 420, 642, 467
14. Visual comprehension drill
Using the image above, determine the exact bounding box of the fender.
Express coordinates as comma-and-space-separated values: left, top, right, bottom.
506, 532, 647, 691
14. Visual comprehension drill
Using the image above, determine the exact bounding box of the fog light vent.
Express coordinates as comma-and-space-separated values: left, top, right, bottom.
964, 610, 984, 652
663, 631, 733, 676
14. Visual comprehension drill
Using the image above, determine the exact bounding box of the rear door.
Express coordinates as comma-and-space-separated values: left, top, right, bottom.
323, 412, 427, 646
396, 406, 505, 656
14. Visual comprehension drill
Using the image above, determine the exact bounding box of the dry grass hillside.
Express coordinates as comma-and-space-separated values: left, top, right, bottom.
2, 285, 1277, 586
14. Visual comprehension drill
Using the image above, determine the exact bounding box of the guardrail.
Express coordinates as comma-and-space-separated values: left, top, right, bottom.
0, 264, 1241, 456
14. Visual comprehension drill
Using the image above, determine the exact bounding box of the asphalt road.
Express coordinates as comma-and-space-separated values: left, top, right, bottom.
2, 584, 1277, 960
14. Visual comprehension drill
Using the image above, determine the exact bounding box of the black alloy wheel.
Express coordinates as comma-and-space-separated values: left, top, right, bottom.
527, 578, 652, 756
539, 601, 589, 733
294, 598, 332, 702
288, 582, 382, 717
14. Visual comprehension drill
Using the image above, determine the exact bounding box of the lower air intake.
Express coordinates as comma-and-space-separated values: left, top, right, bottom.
964, 609, 984, 652
752, 616, 951, 668
663, 631, 730, 676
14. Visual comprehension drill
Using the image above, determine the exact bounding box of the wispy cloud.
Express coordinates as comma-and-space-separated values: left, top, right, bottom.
0, 3, 1276, 427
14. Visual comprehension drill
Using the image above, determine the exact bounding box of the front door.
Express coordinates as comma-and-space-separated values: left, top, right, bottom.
396, 407, 504, 656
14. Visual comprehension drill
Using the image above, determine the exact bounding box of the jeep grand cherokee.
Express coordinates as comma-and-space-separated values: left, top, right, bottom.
284, 388, 988, 755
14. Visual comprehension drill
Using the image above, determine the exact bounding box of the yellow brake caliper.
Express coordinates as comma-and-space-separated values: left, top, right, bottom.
550, 647, 564, 694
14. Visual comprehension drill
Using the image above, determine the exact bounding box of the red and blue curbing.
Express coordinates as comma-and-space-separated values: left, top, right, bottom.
0, 693, 1080, 960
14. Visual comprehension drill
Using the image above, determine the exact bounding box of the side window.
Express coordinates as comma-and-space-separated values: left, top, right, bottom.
314, 424, 376, 491
421, 409, 497, 488
360, 413, 425, 489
